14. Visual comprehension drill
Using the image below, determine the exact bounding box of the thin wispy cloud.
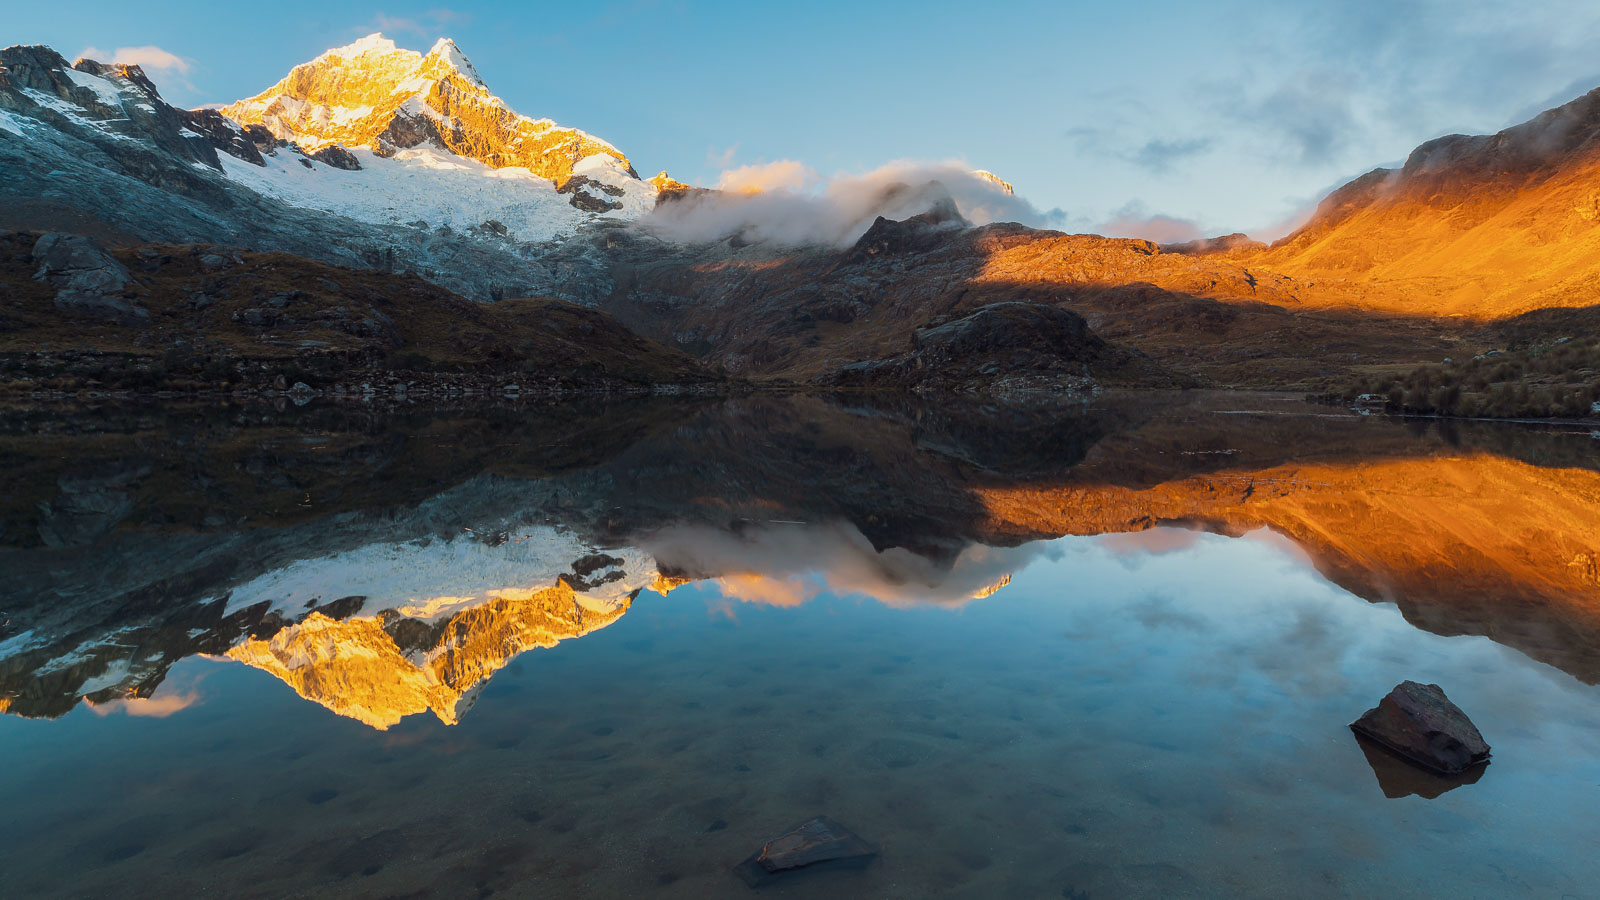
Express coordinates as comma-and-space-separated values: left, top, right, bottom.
1096, 200, 1207, 244
715, 159, 815, 193
705, 143, 739, 170
1067, 127, 1215, 175
1129, 137, 1213, 174
78, 44, 192, 75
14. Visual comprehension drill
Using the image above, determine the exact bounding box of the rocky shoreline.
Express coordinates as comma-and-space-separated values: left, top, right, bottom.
3, 362, 733, 404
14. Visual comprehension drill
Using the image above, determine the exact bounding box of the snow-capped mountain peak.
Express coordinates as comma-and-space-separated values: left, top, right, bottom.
202, 33, 657, 241
220, 33, 634, 184
423, 37, 486, 89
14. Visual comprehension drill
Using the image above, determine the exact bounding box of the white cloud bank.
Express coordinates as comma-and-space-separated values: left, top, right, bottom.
641, 159, 1065, 248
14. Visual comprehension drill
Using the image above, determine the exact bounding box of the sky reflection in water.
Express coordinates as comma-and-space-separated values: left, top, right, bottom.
3, 524, 1599, 898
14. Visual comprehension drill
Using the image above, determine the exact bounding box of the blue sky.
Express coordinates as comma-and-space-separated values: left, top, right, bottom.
10, 0, 1600, 239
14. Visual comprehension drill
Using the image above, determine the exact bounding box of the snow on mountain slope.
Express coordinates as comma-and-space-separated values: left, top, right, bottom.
221, 34, 638, 186
208, 33, 656, 239
219, 524, 657, 622
221, 144, 655, 241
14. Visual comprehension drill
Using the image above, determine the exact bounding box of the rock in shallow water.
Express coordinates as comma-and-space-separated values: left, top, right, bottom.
733, 816, 875, 886
1350, 681, 1490, 776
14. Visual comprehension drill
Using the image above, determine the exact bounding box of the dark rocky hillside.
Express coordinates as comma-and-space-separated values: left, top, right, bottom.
0, 231, 719, 398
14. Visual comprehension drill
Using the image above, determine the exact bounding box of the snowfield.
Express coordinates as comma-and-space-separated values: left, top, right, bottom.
220, 144, 656, 242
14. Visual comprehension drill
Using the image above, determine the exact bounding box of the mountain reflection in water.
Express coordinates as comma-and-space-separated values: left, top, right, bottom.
1, 392, 1598, 728
3, 392, 1600, 898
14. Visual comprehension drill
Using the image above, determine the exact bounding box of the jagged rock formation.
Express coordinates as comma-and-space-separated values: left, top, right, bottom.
0, 44, 560, 300
223, 34, 638, 183
0, 39, 655, 295
0, 45, 223, 171
648, 170, 696, 206
649, 171, 690, 193
213, 35, 655, 236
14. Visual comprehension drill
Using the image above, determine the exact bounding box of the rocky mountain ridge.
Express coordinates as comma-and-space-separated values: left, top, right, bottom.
0, 42, 587, 301
1255, 85, 1600, 316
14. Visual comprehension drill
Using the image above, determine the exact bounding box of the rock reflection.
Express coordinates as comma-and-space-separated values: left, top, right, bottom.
1, 391, 1597, 728
1354, 734, 1487, 800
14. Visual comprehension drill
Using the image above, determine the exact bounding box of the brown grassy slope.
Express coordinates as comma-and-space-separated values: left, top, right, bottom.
976, 453, 1600, 681
0, 232, 714, 392
1249, 89, 1600, 317
598, 224, 1472, 390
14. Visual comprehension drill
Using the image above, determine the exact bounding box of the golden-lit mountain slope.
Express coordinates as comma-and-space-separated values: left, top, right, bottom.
976, 453, 1600, 680
1253, 88, 1600, 317
221, 34, 637, 184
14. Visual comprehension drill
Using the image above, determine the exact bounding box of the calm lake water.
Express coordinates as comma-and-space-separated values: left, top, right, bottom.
2, 392, 1598, 898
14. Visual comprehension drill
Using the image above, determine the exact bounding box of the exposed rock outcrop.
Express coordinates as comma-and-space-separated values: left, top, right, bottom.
0, 46, 220, 173
844, 196, 970, 263
649, 171, 690, 195
1350, 681, 1491, 775
822, 302, 1187, 395
30, 232, 141, 322
178, 107, 269, 166
558, 174, 625, 212
308, 143, 361, 171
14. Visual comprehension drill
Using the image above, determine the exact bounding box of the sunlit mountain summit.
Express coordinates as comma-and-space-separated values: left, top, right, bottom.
223, 34, 639, 183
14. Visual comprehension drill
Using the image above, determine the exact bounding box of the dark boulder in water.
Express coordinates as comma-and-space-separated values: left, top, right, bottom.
1350, 681, 1490, 776
733, 816, 875, 886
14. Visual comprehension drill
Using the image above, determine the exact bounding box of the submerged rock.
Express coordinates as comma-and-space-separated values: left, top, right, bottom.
734, 816, 875, 886
1350, 681, 1490, 775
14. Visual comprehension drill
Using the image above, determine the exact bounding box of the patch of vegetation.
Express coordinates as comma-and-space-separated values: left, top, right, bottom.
1322, 337, 1600, 419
